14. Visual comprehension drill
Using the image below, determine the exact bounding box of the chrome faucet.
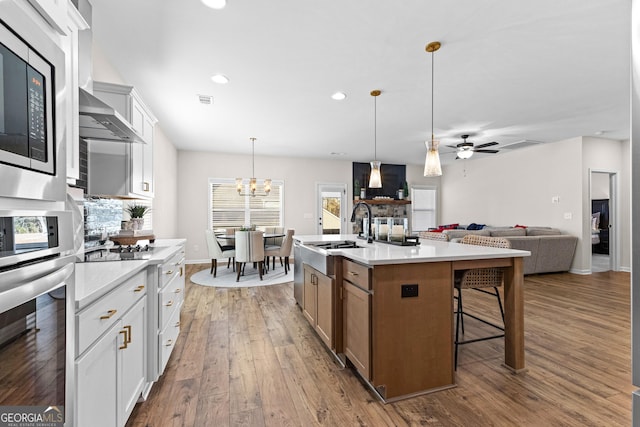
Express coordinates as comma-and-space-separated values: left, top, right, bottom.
350, 201, 373, 243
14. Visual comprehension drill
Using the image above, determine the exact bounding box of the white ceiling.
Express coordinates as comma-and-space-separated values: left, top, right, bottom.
89, 0, 630, 166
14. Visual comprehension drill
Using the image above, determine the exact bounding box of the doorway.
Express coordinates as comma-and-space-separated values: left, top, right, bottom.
590, 171, 617, 272
316, 183, 347, 235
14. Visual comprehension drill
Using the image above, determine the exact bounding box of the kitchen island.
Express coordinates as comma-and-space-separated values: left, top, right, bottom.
294, 234, 529, 402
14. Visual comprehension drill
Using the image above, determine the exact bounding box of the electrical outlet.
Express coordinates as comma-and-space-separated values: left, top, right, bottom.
401, 284, 419, 298
563, 212, 572, 220
193, 244, 199, 252
552, 196, 560, 204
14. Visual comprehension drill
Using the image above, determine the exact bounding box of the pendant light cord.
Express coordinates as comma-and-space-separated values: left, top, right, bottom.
431, 48, 435, 149
374, 95, 377, 160
251, 137, 256, 177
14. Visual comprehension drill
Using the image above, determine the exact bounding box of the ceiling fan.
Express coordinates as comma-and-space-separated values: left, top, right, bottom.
447, 135, 500, 159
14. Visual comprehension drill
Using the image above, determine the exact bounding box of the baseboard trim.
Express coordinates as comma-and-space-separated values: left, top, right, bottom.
569, 268, 592, 275
187, 259, 210, 265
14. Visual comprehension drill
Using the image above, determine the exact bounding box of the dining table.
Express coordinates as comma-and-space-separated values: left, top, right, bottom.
216, 232, 285, 242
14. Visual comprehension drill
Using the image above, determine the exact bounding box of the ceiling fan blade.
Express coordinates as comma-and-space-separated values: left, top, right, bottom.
446, 144, 458, 149
474, 149, 499, 154
475, 141, 498, 149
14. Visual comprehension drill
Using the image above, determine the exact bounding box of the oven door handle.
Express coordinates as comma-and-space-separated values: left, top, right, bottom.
0, 262, 74, 313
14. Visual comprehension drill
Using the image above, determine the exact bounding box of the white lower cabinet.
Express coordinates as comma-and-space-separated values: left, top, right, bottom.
76, 320, 118, 427
120, 297, 146, 424
75, 271, 147, 427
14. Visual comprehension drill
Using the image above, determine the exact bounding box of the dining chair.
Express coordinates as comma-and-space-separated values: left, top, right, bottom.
418, 231, 449, 241
204, 230, 235, 277
454, 234, 510, 369
234, 230, 265, 281
264, 229, 295, 274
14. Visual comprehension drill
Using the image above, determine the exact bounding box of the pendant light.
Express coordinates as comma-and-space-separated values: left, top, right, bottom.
236, 137, 272, 197
369, 89, 382, 188
424, 41, 443, 177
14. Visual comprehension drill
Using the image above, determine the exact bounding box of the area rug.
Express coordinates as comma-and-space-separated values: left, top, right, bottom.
190, 263, 294, 288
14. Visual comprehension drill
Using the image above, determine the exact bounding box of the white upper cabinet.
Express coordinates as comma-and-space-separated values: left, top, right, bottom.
89, 82, 157, 198
62, 4, 89, 184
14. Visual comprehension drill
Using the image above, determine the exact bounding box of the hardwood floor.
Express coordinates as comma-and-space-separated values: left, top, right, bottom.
126, 264, 632, 426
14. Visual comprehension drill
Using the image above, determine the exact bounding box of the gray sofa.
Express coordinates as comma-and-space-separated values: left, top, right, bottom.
442, 227, 578, 275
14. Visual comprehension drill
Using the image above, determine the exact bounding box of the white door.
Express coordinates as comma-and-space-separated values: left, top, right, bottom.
316, 183, 347, 235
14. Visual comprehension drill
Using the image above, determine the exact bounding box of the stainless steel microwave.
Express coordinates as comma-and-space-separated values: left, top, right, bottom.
0, 19, 55, 175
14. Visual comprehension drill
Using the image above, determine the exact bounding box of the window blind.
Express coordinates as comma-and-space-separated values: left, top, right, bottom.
411, 187, 437, 231
209, 178, 283, 229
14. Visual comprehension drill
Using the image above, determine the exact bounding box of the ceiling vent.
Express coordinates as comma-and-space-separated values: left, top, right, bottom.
501, 139, 545, 150
198, 94, 214, 105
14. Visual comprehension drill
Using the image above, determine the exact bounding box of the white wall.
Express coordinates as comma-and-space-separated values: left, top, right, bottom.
177, 151, 436, 261
440, 136, 631, 273
178, 151, 347, 261
441, 137, 583, 231
152, 126, 179, 237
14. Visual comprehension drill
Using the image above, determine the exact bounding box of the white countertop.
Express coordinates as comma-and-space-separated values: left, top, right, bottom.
75, 239, 186, 310
75, 261, 147, 310
294, 234, 530, 266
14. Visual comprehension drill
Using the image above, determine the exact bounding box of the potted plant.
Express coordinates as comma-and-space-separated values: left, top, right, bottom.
126, 203, 150, 230
354, 179, 361, 200
403, 181, 410, 200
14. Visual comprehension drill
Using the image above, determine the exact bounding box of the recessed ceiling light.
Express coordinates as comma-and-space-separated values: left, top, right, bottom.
594, 130, 604, 135
202, 0, 226, 10
211, 74, 229, 84
330, 152, 347, 156
331, 92, 347, 101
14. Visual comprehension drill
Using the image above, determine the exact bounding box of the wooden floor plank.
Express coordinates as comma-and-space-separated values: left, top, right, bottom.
125, 265, 632, 426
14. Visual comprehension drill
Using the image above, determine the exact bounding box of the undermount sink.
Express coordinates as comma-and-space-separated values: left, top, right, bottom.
309, 240, 363, 250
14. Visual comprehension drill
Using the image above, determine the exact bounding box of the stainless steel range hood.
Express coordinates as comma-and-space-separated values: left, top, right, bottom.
79, 88, 145, 143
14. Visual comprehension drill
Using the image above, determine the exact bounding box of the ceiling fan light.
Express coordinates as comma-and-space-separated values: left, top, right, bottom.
369, 160, 382, 188
424, 140, 442, 177
457, 149, 473, 159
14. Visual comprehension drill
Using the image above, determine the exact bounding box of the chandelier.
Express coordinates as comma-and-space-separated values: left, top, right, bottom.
236, 137, 271, 197
424, 41, 443, 177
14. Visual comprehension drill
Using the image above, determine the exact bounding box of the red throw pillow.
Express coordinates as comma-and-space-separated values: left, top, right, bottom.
439, 223, 459, 230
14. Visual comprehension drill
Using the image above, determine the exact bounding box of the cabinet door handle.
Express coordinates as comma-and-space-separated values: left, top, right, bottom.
165, 270, 174, 275
174, 288, 182, 294
179, 267, 183, 277
119, 330, 128, 350
174, 321, 181, 327
165, 339, 173, 347
124, 325, 132, 344
100, 309, 117, 320
166, 300, 174, 307
143, 182, 150, 192
134, 285, 145, 292
348, 271, 359, 277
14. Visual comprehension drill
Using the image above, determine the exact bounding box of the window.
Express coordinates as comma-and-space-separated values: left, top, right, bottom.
411, 186, 437, 231
209, 178, 284, 229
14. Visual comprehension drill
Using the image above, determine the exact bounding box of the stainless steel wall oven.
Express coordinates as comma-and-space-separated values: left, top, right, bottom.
0, 211, 73, 422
